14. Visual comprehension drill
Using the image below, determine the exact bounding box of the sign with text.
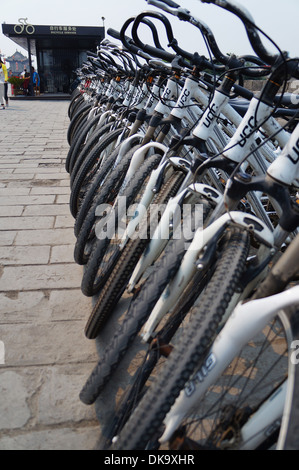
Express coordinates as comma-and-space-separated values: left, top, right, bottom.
2, 23, 104, 38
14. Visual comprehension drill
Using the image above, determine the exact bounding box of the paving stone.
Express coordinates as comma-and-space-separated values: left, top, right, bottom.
54, 215, 74, 228
0, 246, 50, 265
0, 322, 95, 366
0, 195, 55, 205
0, 164, 37, 170
50, 245, 75, 263
14, 167, 64, 174
0, 216, 54, 230
0, 231, 16, 246
48, 289, 91, 321
23, 204, 70, 216
55, 194, 70, 204
0, 289, 90, 323
0, 291, 47, 318
0, 425, 100, 450
37, 365, 98, 425
0, 187, 30, 196
0, 174, 35, 181
59, 180, 71, 187
15, 228, 75, 245
30, 186, 70, 195
0, 263, 82, 290
0, 371, 31, 429
0, 206, 24, 217
34, 173, 68, 180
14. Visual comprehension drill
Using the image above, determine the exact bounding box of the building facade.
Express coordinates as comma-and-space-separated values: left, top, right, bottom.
2, 20, 104, 94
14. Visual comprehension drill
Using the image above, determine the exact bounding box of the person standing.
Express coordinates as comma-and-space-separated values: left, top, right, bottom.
31, 66, 40, 95
21, 66, 27, 78
0, 58, 8, 109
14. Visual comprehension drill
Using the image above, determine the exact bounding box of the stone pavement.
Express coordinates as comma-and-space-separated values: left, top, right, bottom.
0, 100, 101, 450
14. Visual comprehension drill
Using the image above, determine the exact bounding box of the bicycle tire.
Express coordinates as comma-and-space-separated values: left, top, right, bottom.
73, 143, 131, 238
65, 111, 103, 173
93, 261, 222, 450
67, 102, 92, 146
69, 127, 125, 218
79, 201, 213, 405
79, 153, 163, 288
73, 144, 142, 264
69, 122, 114, 180
161, 314, 292, 450
68, 91, 83, 119
79, 238, 188, 405
113, 227, 250, 449
84, 171, 185, 338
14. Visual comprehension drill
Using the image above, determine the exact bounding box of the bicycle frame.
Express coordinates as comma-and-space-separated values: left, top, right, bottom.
117, 82, 271, 246
138, 123, 299, 341
140, 210, 274, 342
123, 83, 292, 289
159, 284, 299, 448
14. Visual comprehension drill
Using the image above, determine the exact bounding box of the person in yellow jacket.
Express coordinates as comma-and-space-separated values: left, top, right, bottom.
0, 58, 9, 109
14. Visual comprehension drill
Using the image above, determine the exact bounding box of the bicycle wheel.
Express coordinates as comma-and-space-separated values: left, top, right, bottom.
70, 127, 125, 218
161, 308, 296, 451
73, 144, 143, 264
79, 153, 163, 290
73, 143, 138, 238
112, 227, 250, 449
84, 170, 185, 338
79, 237, 188, 405
65, 111, 103, 173
79, 201, 213, 405
67, 102, 92, 146
69, 122, 114, 182
68, 90, 83, 119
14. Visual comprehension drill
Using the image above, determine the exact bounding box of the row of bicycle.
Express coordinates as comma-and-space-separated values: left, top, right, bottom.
65, 0, 299, 450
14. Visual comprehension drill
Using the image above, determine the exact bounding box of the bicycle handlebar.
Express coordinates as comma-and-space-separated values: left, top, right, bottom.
132, 11, 172, 50
119, 13, 189, 68
132, 11, 192, 61
107, 26, 154, 61
200, 0, 280, 65
131, 9, 224, 73
145, 0, 270, 78
146, 0, 229, 65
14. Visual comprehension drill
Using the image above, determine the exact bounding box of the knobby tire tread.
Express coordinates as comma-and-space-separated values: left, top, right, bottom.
69, 127, 125, 218
84, 171, 185, 338
113, 228, 250, 449
79, 153, 163, 292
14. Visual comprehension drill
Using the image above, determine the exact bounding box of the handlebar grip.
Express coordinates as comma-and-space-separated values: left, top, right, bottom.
107, 26, 157, 61
200, 0, 277, 65
107, 28, 121, 41
147, 0, 229, 66
143, 43, 175, 62
201, 0, 255, 23
150, 0, 181, 7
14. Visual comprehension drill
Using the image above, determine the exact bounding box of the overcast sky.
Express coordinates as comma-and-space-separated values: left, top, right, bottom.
1, 0, 298, 64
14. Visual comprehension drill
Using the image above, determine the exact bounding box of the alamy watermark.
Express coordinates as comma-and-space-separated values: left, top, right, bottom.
94, 197, 204, 244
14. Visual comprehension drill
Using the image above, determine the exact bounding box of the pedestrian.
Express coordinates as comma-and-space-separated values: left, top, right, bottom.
31, 66, 40, 95
0, 58, 8, 109
21, 66, 29, 78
